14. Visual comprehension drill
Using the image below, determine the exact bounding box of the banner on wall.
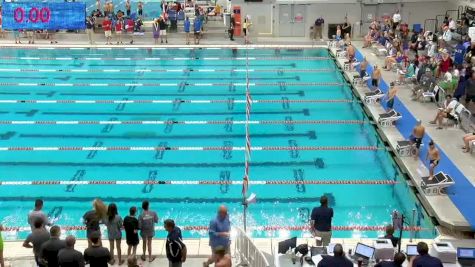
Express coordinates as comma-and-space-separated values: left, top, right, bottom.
1, 2, 86, 30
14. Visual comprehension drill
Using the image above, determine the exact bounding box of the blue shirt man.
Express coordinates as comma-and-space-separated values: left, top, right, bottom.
208, 206, 231, 249
411, 242, 443, 267
184, 18, 190, 33
454, 42, 466, 65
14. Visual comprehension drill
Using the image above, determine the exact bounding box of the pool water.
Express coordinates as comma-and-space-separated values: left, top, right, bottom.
0, 47, 436, 240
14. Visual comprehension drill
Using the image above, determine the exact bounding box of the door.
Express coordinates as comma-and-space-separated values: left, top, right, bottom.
292, 4, 306, 37
279, 4, 306, 37
362, 4, 378, 31
279, 4, 293, 36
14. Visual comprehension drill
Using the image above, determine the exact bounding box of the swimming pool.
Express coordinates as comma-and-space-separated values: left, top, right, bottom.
0, 47, 436, 240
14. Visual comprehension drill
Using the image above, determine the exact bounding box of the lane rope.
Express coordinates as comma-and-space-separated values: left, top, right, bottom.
1, 225, 424, 232
0, 99, 355, 104
0, 120, 367, 125
0, 179, 398, 185
0, 68, 336, 73
0, 82, 343, 87
0, 146, 382, 151
2, 56, 332, 61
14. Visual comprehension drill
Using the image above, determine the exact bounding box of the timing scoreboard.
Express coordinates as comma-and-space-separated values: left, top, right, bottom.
2, 2, 86, 30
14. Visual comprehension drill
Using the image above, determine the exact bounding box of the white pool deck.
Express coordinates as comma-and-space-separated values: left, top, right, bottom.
331, 41, 475, 232
0, 33, 474, 266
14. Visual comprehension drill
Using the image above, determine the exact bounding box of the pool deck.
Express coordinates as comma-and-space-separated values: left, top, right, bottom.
3, 237, 470, 267
330, 41, 475, 233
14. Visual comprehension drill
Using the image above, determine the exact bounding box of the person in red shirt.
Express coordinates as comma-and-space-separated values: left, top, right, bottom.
115, 18, 124, 44
438, 49, 453, 77
126, 18, 135, 44
102, 16, 113, 45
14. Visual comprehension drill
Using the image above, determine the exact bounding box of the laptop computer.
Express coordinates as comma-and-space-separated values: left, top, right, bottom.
351, 243, 375, 265
406, 244, 419, 257
457, 247, 475, 267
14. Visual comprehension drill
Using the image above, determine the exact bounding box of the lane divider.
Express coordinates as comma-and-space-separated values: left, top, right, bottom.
0, 120, 367, 125
3, 56, 332, 61
0, 68, 335, 73
0, 179, 398, 185
1, 225, 424, 232
0, 99, 355, 104
0, 82, 343, 87
0, 146, 382, 151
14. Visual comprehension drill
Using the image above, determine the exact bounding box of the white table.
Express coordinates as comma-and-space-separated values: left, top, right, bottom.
273, 246, 462, 267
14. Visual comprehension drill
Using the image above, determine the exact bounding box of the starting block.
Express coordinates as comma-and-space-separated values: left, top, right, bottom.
396, 140, 416, 157
421, 172, 455, 195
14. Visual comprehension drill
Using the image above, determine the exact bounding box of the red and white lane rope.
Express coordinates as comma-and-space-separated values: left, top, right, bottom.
0, 180, 398, 185
0, 120, 367, 125
1, 225, 424, 232
2, 56, 332, 61
0, 68, 335, 73
0, 82, 343, 87
0, 146, 381, 151
0, 99, 354, 104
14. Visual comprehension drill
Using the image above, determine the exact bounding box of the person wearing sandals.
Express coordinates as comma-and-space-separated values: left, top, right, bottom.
139, 200, 158, 262
105, 203, 124, 265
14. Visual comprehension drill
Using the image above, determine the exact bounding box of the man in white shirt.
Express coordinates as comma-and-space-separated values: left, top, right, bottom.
392, 10, 401, 30
429, 94, 459, 129
442, 26, 452, 42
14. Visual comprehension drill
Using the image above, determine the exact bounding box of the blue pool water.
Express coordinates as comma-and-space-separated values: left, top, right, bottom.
0, 48, 436, 240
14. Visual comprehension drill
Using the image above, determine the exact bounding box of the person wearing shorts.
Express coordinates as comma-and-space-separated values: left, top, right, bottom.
139, 201, 158, 262
102, 16, 113, 45
371, 65, 381, 89
159, 17, 168, 44
124, 206, 139, 256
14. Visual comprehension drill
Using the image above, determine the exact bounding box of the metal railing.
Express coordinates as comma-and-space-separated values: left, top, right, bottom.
424, 19, 437, 33
235, 227, 270, 267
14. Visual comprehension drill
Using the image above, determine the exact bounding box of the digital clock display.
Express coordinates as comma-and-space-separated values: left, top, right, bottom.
2, 2, 86, 30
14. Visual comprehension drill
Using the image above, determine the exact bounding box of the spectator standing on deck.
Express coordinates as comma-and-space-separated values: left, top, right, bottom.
137, 1, 143, 17
83, 199, 107, 247
28, 199, 50, 230
229, 14, 235, 41
23, 220, 50, 267
115, 17, 124, 45
58, 235, 85, 267
139, 200, 158, 262
125, 0, 131, 16
164, 219, 187, 267
203, 205, 231, 267
40, 226, 66, 267
409, 242, 443, 267
105, 203, 124, 265
194, 17, 202, 45
152, 19, 160, 45
184, 17, 191, 45
126, 17, 135, 44
342, 16, 350, 38
102, 16, 113, 45
86, 16, 95, 45
84, 232, 111, 267
313, 16, 324, 41
124, 206, 140, 257
243, 16, 252, 44
310, 195, 333, 247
